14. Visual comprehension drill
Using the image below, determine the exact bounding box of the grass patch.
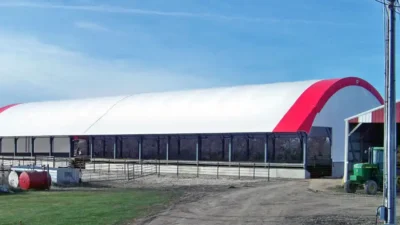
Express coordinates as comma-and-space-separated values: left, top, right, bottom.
0, 189, 177, 225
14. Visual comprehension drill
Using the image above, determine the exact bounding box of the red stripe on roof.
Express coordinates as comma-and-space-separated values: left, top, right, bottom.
370, 102, 400, 123
273, 77, 383, 134
0, 103, 19, 114
348, 117, 359, 123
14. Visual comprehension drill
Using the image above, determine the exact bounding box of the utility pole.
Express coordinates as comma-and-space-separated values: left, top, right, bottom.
382, 0, 397, 224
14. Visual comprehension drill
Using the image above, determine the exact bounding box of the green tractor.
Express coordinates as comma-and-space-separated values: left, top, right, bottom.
344, 147, 384, 195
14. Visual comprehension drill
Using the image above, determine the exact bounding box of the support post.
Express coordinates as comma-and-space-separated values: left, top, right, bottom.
196, 135, 201, 162
138, 136, 142, 161
302, 133, 308, 169
69, 137, 74, 158
166, 136, 170, 162
102, 137, 106, 158
49, 137, 54, 157
264, 134, 268, 164
90, 137, 94, 160
228, 135, 232, 163
31, 137, 35, 157
157, 137, 161, 160
247, 136, 251, 161
177, 137, 181, 159
221, 137, 225, 160
113, 136, 117, 159
14, 137, 18, 157
0, 138, 2, 154
119, 137, 123, 158
272, 136, 276, 163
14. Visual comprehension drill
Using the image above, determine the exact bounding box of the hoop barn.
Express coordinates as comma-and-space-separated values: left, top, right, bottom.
0, 76, 383, 178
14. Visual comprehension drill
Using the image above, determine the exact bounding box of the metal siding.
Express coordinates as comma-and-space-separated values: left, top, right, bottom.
354, 101, 400, 123
348, 118, 358, 123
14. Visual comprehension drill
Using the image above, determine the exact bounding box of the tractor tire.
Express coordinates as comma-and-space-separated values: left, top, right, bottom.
364, 180, 378, 195
344, 181, 357, 193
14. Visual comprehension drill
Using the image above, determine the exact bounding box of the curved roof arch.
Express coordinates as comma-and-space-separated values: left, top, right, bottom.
273, 77, 383, 133
0, 77, 383, 137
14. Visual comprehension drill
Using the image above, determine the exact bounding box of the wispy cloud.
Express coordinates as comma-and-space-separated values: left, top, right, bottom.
0, 30, 222, 105
0, 2, 355, 26
74, 21, 110, 32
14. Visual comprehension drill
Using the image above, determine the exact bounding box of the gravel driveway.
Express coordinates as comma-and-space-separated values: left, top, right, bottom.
133, 178, 399, 225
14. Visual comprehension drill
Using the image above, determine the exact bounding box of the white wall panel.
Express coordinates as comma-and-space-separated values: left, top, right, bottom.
1, 138, 14, 153
17, 137, 30, 153
53, 137, 70, 153
35, 137, 50, 153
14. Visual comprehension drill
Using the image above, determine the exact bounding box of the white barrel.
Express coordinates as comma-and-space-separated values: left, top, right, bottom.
8, 170, 21, 189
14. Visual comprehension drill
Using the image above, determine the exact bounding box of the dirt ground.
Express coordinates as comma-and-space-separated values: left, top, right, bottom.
115, 176, 399, 225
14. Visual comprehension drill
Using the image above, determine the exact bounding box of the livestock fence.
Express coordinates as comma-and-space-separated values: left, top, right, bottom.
0, 156, 303, 186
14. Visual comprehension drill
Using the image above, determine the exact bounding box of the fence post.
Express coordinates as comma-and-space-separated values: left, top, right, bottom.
176, 160, 179, 177
197, 161, 199, 178
108, 159, 110, 173
141, 160, 143, 176
124, 160, 126, 174
93, 159, 96, 173
217, 161, 219, 179
127, 162, 130, 180
53, 157, 55, 168
158, 160, 160, 177
253, 162, 255, 179
132, 162, 135, 179
268, 161, 270, 182
238, 162, 241, 180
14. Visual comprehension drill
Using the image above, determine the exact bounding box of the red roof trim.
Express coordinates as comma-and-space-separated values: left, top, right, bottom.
273, 77, 384, 134
0, 103, 19, 114
348, 117, 359, 123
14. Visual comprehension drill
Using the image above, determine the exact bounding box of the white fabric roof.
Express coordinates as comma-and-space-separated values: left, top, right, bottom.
0, 80, 318, 137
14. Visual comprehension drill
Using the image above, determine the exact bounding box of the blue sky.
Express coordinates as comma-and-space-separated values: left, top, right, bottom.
0, 0, 393, 105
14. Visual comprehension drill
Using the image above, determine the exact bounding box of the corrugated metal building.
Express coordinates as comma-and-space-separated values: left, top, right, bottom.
344, 102, 400, 181
0, 76, 383, 178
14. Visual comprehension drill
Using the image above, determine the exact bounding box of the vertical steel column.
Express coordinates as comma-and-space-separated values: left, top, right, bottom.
272, 137, 276, 163
177, 137, 181, 159
69, 137, 73, 158
90, 137, 94, 160
221, 137, 225, 160
31, 137, 35, 157
113, 136, 117, 159
228, 135, 232, 163
264, 134, 268, 164
138, 136, 142, 161
119, 137, 123, 158
343, 122, 350, 182
302, 133, 308, 169
102, 137, 106, 158
14, 137, 18, 157
166, 136, 170, 161
195, 139, 199, 162
157, 137, 161, 160
196, 135, 202, 161
49, 137, 54, 157
247, 136, 251, 161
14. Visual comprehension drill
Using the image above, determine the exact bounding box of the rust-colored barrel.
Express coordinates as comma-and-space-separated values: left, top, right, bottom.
19, 171, 51, 190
